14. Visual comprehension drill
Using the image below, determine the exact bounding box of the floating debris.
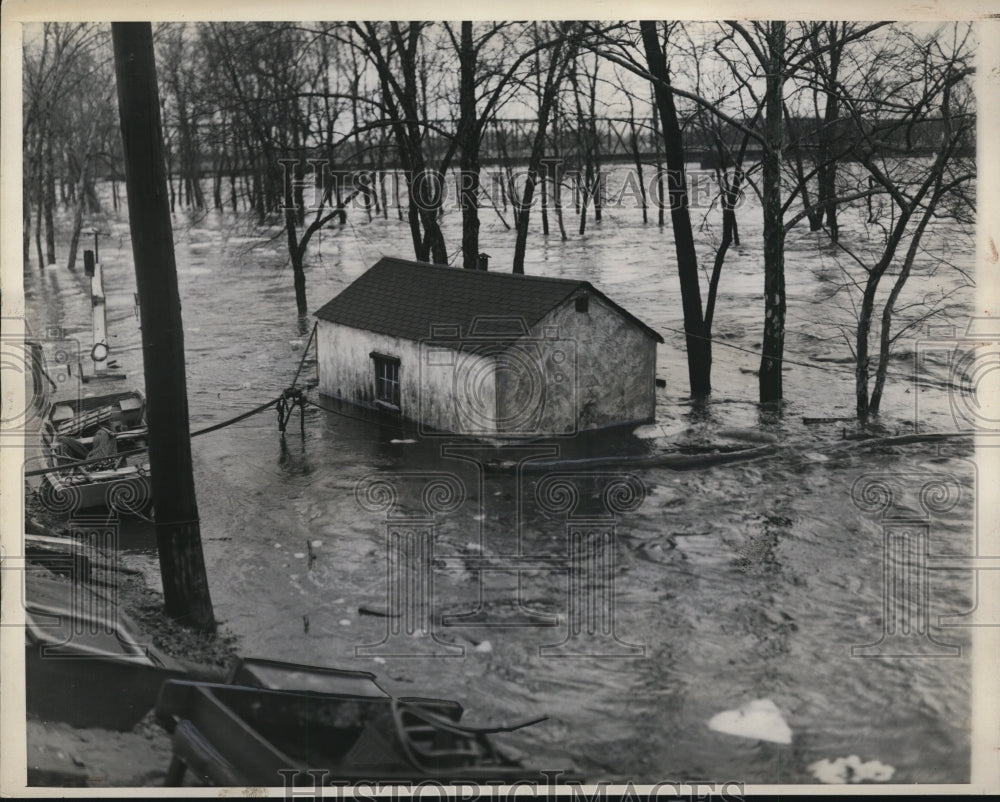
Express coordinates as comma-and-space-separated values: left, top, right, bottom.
717, 428, 779, 444
474, 640, 493, 653
809, 755, 895, 783
390, 438, 417, 444
358, 605, 399, 618
707, 698, 792, 744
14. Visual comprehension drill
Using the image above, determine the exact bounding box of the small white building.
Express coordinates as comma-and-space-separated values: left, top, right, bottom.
313, 257, 662, 439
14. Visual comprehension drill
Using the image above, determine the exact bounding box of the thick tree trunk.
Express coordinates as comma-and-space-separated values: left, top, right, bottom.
640, 21, 711, 397
758, 22, 786, 404
112, 21, 216, 632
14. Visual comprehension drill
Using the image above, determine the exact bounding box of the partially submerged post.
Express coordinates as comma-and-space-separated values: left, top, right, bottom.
111, 22, 215, 632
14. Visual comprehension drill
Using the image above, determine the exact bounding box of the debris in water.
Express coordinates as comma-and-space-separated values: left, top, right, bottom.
707, 698, 792, 744
373, 657, 386, 664
293, 552, 305, 559
358, 605, 399, 618
717, 428, 779, 444
474, 640, 493, 653
390, 438, 417, 444
302, 615, 310, 634
339, 619, 351, 626
809, 755, 895, 783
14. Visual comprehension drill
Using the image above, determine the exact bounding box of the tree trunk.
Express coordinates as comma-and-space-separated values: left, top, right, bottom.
869, 192, 938, 414
35, 194, 44, 269
513, 37, 569, 274
758, 22, 787, 404
458, 22, 480, 269
44, 137, 57, 264
855, 282, 877, 421
640, 21, 711, 396
818, 23, 842, 242
284, 207, 309, 318
66, 184, 84, 272
23, 194, 32, 266
112, 21, 216, 633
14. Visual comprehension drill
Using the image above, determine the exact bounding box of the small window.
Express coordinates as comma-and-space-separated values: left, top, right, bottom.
371, 352, 400, 408
575, 295, 589, 313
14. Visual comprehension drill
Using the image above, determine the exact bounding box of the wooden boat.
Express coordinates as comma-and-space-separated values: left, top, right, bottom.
25, 574, 188, 731
157, 658, 551, 786
49, 389, 146, 436
39, 390, 151, 515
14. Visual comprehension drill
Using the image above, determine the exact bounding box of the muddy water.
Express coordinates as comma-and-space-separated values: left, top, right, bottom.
23, 165, 977, 783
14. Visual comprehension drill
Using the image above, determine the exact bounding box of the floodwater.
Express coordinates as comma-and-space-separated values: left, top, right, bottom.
23, 165, 979, 784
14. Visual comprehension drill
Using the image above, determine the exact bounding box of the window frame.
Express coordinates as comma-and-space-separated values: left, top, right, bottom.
370, 352, 401, 410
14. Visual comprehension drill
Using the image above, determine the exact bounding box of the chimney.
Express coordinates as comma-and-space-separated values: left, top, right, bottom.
477, 252, 491, 271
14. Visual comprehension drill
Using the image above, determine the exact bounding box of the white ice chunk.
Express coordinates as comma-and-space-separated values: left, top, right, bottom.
809, 755, 895, 784
707, 698, 792, 744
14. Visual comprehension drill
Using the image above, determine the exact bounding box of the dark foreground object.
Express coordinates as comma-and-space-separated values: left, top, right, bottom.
156, 658, 556, 786
25, 574, 188, 731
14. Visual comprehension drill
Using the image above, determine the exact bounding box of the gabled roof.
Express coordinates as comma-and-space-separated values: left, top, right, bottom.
313, 257, 663, 343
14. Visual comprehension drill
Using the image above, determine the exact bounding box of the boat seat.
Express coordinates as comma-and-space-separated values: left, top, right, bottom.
57, 406, 113, 436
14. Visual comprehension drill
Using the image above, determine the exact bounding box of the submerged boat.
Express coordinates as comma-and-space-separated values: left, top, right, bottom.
39, 390, 151, 515
25, 574, 189, 731
157, 657, 553, 786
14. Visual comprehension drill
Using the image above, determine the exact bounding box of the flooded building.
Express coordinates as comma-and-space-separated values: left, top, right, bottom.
313, 257, 663, 439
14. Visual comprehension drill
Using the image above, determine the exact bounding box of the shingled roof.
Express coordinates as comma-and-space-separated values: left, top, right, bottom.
313, 257, 663, 343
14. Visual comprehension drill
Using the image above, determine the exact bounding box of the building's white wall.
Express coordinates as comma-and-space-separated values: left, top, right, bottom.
315, 321, 498, 436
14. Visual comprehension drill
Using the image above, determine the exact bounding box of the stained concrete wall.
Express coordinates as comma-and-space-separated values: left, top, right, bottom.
512, 293, 657, 434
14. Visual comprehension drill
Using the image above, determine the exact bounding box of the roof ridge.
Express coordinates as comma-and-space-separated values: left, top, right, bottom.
373, 256, 589, 286
314, 256, 663, 344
